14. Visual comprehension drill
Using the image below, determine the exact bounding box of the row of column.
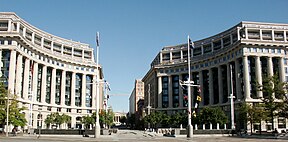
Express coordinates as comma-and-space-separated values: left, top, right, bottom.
244, 28, 288, 42
8, 50, 97, 108
157, 55, 286, 109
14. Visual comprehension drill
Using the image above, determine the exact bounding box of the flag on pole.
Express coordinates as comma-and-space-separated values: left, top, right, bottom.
96, 32, 100, 47
188, 38, 195, 49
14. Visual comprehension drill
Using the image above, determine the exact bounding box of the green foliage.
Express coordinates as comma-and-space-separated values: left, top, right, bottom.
239, 103, 266, 133
90, 109, 114, 128
256, 75, 287, 129
44, 112, 71, 129
199, 107, 228, 125
81, 115, 95, 129
143, 112, 188, 128
0, 83, 27, 128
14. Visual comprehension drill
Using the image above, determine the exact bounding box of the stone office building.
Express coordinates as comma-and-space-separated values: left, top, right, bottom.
142, 21, 288, 131
0, 12, 104, 130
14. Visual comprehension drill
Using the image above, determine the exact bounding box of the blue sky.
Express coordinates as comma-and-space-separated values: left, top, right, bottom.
1, 0, 288, 112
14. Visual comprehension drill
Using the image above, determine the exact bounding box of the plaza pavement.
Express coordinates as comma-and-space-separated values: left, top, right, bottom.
0, 130, 288, 142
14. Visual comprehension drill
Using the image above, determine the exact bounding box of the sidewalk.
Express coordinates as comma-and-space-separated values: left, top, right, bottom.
239, 134, 288, 140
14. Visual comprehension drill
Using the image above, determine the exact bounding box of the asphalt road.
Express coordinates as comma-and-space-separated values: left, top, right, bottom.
0, 130, 287, 142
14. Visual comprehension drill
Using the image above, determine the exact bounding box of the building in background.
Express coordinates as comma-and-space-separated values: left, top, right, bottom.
113, 111, 126, 126
129, 79, 144, 115
0, 12, 105, 130
142, 21, 288, 132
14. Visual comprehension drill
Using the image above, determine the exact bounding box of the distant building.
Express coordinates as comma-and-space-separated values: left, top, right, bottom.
113, 111, 126, 126
129, 79, 144, 115
136, 99, 144, 119
0, 12, 105, 130
142, 21, 288, 132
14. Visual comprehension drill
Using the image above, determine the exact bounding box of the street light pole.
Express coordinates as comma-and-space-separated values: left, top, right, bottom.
95, 32, 101, 138
37, 108, 42, 139
179, 36, 201, 138
229, 64, 235, 130
187, 35, 193, 138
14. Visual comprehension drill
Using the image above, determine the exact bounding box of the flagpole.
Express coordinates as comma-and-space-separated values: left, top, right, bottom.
95, 32, 101, 138
187, 35, 193, 138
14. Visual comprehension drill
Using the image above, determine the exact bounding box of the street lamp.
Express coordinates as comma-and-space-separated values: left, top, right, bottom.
95, 32, 101, 138
28, 93, 33, 135
37, 108, 42, 139
228, 64, 235, 130
103, 80, 110, 129
178, 36, 200, 138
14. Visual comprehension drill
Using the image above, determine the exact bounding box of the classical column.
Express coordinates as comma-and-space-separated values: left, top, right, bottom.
179, 75, 184, 108
268, 57, 273, 76
169, 52, 173, 62
199, 70, 204, 106
15, 54, 23, 97
255, 56, 263, 98
81, 74, 87, 108
32, 112, 37, 129
50, 68, 56, 105
260, 29, 263, 40
60, 71, 66, 105
158, 76, 162, 108
279, 57, 285, 83
32, 62, 38, 102
272, 30, 275, 41
237, 27, 241, 40
71, 72, 76, 107
218, 66, 223, 104
245, 27, 248, 40
23, 58, 30, 100
8, 50, 17, 95
92, 75, 96, 109
23, 27, 26, 37
31, 32, 35, 44
209, 69, 214, 106
41, 37, 44, 48
284, 31, 287, 42
243, 56, 252, 100
41, 66, 47, 103
159, 52, 163, 64
227, 64, 231, 103
201, 45, 204, 55
7, 20, 11, 32
235, 59, 242, 100
168, 75, 173, 108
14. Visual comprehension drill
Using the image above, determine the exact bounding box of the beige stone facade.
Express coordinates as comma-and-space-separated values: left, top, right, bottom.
0, 12, 104, 130
143, 21, 288, 132
129, 79, 144, 115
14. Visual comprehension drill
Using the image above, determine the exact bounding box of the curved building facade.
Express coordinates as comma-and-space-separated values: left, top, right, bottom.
0, 12, 104, 129
143, 21, 288, 131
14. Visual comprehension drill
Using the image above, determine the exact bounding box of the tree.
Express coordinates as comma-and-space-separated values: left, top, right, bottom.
81, 115, 94, 129
44, 112, 71, 129
257, 75, 286, 130
0, 83, 27, 131
198, 107, 227, 126
93, 109, 114, 128
239, 103, 266, 134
